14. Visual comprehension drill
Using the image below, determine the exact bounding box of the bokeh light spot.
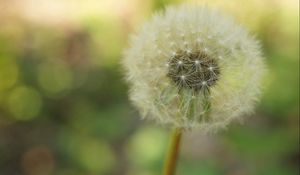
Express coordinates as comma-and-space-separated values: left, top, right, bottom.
127, 127, 167, 167
7, 86, 42, 120
37, 61, 73, 96
76, 139, 115, 173
59, 132, 116, 174
21, 146, 55, 175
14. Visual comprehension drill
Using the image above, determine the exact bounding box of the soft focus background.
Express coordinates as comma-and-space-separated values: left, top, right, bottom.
0, 0, 298, 175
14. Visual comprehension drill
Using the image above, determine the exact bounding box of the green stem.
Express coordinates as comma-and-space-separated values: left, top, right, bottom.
162, 128, 182, 175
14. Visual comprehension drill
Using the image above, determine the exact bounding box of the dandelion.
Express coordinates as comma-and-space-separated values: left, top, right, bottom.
123, 4, 266, 175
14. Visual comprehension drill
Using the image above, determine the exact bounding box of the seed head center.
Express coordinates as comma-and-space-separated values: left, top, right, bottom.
167, 50, 220, 92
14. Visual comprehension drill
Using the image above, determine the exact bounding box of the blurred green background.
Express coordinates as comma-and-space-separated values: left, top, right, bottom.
0, 0, 298, 175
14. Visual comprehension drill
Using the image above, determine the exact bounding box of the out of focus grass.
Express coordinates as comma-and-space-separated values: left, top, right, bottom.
0, 0, 298, 175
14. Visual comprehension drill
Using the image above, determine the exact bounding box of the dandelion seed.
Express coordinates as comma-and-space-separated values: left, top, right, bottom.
171, 51, 176, 57
180, 75, 185, 80
197, 38, 202, 43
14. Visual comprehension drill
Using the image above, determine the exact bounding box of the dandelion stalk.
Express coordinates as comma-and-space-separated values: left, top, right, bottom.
163, 128, 182, 175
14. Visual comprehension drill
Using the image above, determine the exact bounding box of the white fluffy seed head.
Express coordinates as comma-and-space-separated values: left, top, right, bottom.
123, 4, 266, 132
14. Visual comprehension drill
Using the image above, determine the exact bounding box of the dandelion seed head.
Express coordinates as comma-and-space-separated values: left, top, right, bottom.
123, 4, 266, 132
